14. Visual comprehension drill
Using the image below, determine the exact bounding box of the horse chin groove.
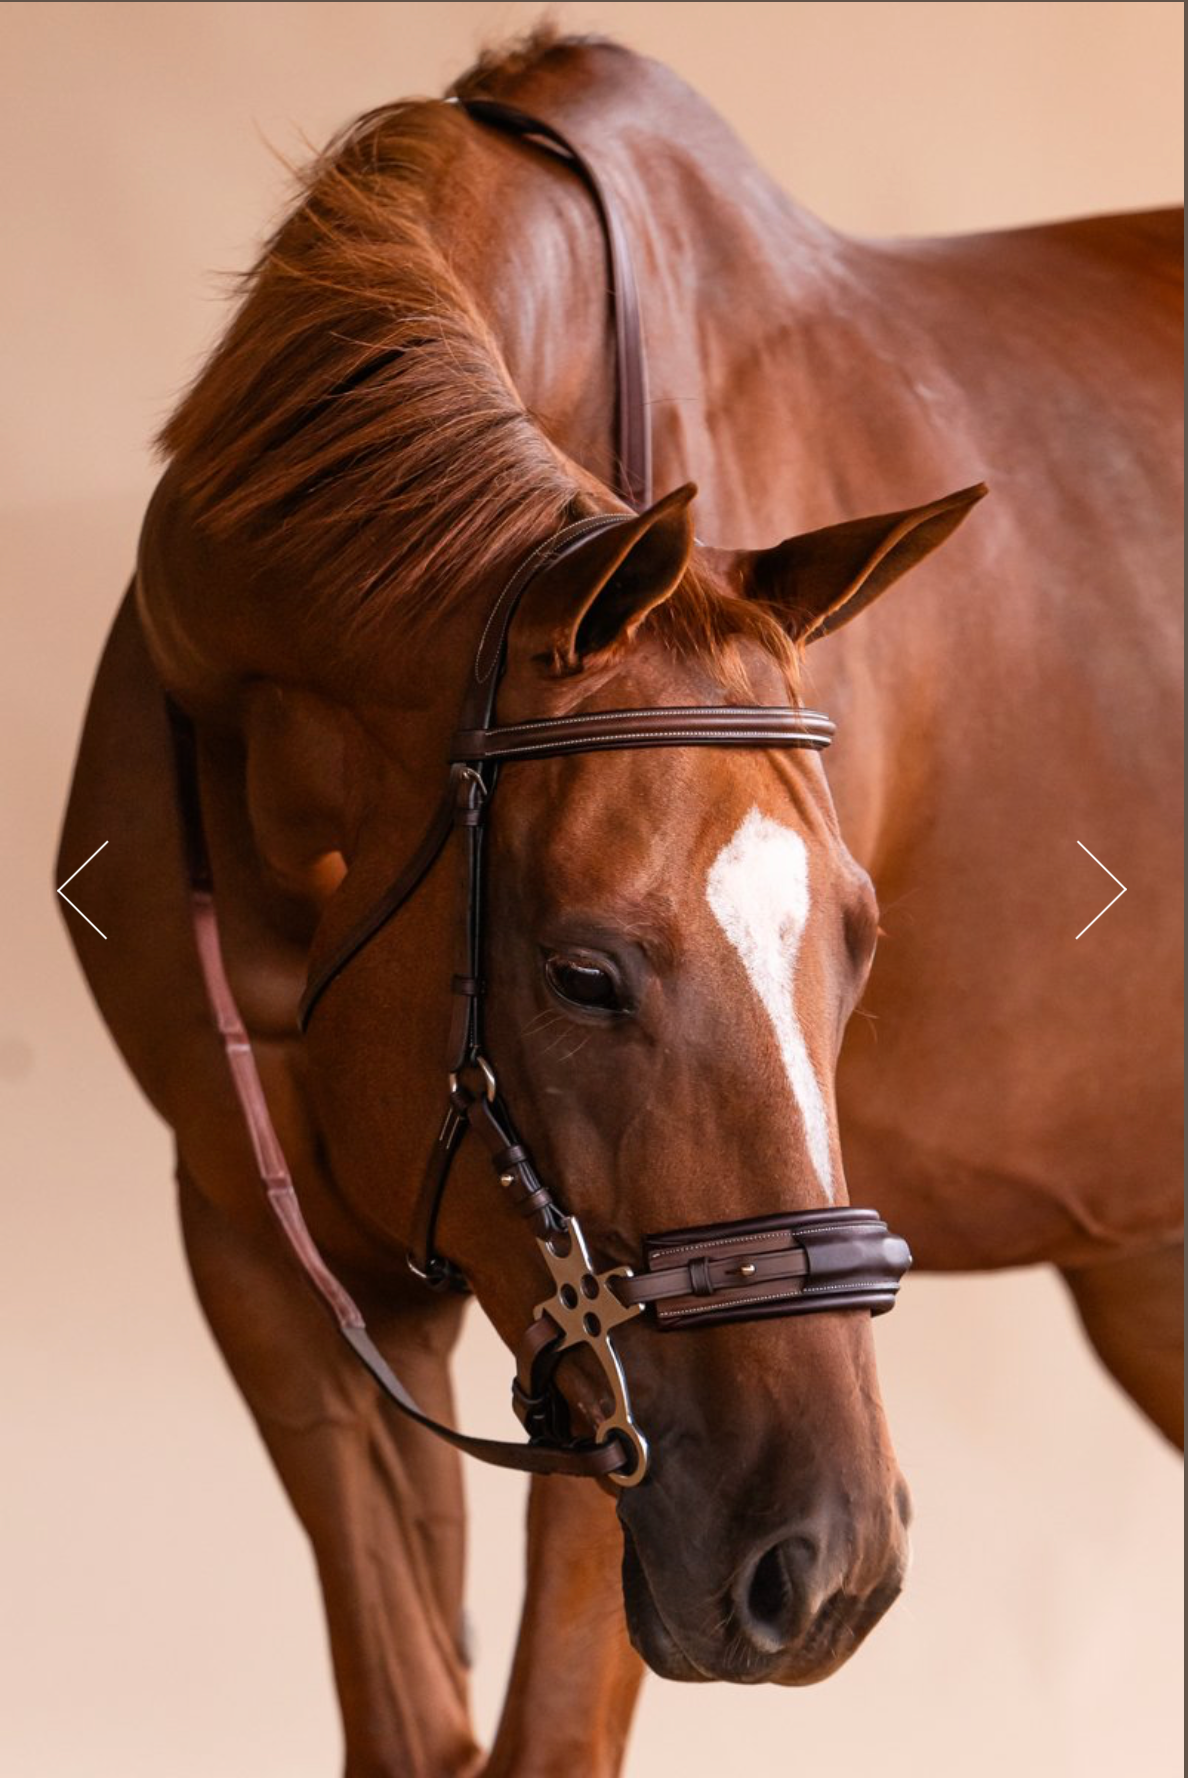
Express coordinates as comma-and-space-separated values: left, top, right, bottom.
620, 1525, 712, 1684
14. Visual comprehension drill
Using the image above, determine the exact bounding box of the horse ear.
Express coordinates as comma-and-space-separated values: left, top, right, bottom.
513, 483, 697, 669
712, 483, 988, 643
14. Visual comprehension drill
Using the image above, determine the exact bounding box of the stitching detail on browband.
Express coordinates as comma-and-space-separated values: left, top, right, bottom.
474, 514, 632, 683
476, 729, 830, 758
485, 707, 834, 736
659, 1279, 894, 1320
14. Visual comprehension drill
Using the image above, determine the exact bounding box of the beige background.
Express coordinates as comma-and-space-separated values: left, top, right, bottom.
1, 4, 1182, 1775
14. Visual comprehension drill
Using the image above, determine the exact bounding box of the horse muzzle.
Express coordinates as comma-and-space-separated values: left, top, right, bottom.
514, 1206, 913, 1488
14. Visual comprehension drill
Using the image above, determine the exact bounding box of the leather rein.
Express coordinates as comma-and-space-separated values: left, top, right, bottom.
166, 98, 911, 1489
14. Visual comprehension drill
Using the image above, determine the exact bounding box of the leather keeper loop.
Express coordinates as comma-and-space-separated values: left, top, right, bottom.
511, 1379, 551, 1426
494, 1142, 530, 1170
511, 1183, 555, 1218
690, 1256, 714, 1295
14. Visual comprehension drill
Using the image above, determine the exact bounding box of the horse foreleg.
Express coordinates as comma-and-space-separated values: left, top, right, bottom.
178, 1164, 483, 1778
484, 1475, 643, 1778
1060, 1238, 1184, 1449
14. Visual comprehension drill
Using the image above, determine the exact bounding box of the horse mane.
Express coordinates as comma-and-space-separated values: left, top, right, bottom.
158, 24, 799, 692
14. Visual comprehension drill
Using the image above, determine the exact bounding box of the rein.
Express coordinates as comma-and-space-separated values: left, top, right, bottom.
166, 99, 910, 1489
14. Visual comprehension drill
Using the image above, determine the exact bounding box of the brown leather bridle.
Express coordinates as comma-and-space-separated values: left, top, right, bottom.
167, 98, 910, 1490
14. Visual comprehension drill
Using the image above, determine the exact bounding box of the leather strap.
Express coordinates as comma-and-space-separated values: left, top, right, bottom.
299, 518, 637, 1035
339, 1324, 625, 1476
618, 1209, 911, 1327
297, 700, 833, 1037
453, 705, 836, 763
299, 774, 459, 1032
300, 73, 659, 1035
469, 514, 634, 703
407, 1069, 566, 1290
459, 98, 652, 512
167, 695, 628, 1479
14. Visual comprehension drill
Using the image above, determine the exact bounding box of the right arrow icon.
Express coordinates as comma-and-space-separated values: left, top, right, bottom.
1075, 841, 1128, 940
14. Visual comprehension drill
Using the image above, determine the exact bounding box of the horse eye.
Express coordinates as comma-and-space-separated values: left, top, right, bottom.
545, 955, 621, 1011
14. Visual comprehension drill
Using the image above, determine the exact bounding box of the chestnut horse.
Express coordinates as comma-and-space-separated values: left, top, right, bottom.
58, 30, 1182, 1778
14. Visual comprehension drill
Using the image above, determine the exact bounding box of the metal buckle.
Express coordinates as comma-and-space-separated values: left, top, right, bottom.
532, 1212, 649, 1488
454, 762, 487, 791
453, 762, 488, 806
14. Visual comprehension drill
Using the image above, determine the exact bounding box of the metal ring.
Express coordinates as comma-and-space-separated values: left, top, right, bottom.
601, 1418, 650, 1489
448, 1053, 498, 1102
474, 1054, 498, 1100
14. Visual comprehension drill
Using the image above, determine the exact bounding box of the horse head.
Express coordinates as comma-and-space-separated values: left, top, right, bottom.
294, 475, 984, 1684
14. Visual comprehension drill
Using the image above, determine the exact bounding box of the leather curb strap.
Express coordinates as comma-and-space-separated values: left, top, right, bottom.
166, 100, 912, 1493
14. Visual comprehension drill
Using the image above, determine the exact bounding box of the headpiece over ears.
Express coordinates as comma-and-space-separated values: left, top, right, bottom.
510, 484, 697, 670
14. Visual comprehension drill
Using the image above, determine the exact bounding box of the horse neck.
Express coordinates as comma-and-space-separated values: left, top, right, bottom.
435, 42, 920, 546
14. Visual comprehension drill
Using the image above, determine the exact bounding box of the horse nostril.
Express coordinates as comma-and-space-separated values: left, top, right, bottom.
749, 1543, 791, 1630
895, 1477, 913, 1529
736, 1534, 817, 1652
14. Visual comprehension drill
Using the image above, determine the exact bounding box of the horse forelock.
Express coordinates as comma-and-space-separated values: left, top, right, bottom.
642, 561, 803, 701
155, 25, 799, 700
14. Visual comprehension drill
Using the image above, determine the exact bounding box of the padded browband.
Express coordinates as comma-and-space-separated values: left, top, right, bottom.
299, 697, 834, 1029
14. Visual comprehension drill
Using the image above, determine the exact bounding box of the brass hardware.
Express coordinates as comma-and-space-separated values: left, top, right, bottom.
736, 1262, 758, 1278
499, 1172, 515, 1189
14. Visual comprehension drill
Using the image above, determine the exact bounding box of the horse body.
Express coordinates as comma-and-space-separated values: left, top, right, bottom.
59, 32, 1182, 1777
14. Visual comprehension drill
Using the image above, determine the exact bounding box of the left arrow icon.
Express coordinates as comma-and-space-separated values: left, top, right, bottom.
56, 841, 109, 938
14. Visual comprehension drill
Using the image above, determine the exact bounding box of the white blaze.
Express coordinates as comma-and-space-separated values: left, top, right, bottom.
705, 806, 834, 1200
